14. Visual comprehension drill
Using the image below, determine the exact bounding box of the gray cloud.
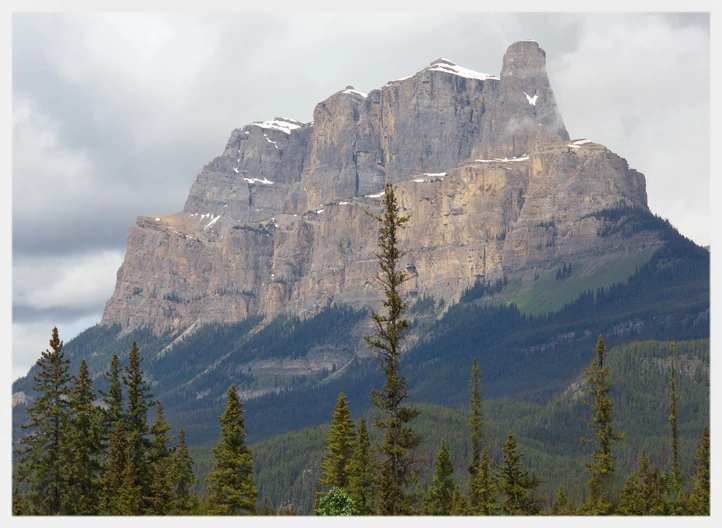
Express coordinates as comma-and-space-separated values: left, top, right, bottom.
11, 12, 710, 380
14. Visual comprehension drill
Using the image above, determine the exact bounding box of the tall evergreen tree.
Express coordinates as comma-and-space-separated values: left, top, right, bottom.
99, 421, 131, 515
581, 335, 623, 510
99, 354, 124, 446
147, 401, 174, 515
687, 427, 710, 515
423, 440, 456, 515
467, 359, 485, 507
62, 359, 103, 515
667, 342, 683, 483
365, 183, 421, 515
168, 429, 198, 515
17, 327, 71, 515
206, 384, 258, 515
123, 341, 155, 511
470, 448, 496, 515
498, 431, 540, 515
348, 417, 377, 515
551, 485, 574, 515
320, 393, 357, 490
617, 450, 663, 515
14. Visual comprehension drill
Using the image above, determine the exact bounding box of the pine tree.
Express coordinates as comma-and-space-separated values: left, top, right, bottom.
147, 401, 174, 515
617, 450, 663, 515
168, 428, 197, 514
423, 440, 456, 515
99, 354, 124, 447
666, 342, 684, 488
16, 327, 71, 515
62, 359, 103, 515
314, 486, 359, 516
498, 431, 540, 515
551, 485, 574, 515
365, 183, 421, 515
467, 359, 485, 508
99, 421, 130, 515
348, 417, 377, 514
123, 341, 155, 512
581, 335, 623, 511
687, 427, 710, 515
470, 448, 496, 515
320, 393, 357, 490
206, 384, 258, 515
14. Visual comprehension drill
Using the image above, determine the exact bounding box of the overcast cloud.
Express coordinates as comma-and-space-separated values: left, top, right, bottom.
11, 12, 710, 380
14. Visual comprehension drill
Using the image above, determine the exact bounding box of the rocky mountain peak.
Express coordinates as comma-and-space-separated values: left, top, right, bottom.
501, 40, 547, 79
101, 41, 653, 334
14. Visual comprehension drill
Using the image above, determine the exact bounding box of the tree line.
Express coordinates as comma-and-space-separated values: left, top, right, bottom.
13, 184, 710, 515
13, 329, 258, 515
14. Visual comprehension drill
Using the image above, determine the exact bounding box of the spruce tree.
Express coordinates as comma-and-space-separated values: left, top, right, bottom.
423, 440, 456, 515
206, 384, 258, 515
320, 393, 357, 490
666, 342, 683, 488
62, 359, 103, 515
688, 427, 710, 515
467, 359, 485, 508
168, 429, 197, 514
470, 448, 496, 515
99, 354, 124, 447
99, 421, 130, 515
123, 341, 155, 511
147, 401, 174, 515
17, 327, 71, 515
551, 485, 574, 515
498, 431, 540, 515
348, 417, 377, 515
617, 450, 663, 515
365, 183, 420, 515
581, 335, 623, 511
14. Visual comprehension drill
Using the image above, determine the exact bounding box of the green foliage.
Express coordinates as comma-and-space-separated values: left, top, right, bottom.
498, 431, 541, 515
314, 486, 359, 516
582, 335, 624, 501
365, 183, 421, 515
16, 327, 71, 515
62, 359, 103, 515
205, 384, 258, 515
617, 450, 664, 515
319, 393, 356, 489
687, 427, 710, 515
423, 440, 456, 515
348, 417, 377, 514
167, 429, 198, 514
147, 401, 174, 515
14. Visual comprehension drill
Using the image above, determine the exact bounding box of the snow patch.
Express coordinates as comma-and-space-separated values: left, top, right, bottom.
233, 167, 239, 173
155, 217, 160, 221
342, 88, 368, 98
244, 177, 274, 185
524, 92, 538, 106
567, 144, 581, 149
250, 118, 303, 134
366, 191, 386, 198
339, 201, 349, 205
204, 215, 220, 230
316, 209, 324, 214
475, 156, 530, 163
572, 139, 592, 145
424, 172, 447, 177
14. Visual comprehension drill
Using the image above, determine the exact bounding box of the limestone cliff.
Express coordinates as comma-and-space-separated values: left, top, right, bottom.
101, 41, 659, 333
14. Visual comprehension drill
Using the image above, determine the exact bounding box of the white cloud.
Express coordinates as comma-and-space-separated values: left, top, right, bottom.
13, 315, 101, 382
550, 14, 709, 245
13, 249, 124, 311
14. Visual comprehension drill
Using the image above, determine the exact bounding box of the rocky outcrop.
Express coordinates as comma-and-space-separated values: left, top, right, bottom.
101, 42, 659, 333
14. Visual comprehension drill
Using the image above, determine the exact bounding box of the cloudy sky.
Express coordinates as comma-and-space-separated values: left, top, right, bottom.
10, 12, 710, 381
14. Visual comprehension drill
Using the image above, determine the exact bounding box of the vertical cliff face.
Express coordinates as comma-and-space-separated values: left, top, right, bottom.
473, 41, 569, 160
101, 42, 658, 333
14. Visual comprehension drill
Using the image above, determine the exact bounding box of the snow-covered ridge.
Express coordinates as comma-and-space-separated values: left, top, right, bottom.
424, 58, 499, 81
250, 118, 305, 134
341, 87, 368, 98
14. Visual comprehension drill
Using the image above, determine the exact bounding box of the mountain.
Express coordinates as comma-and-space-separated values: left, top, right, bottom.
100, 40, 652, 334
12, 40, 709, 468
